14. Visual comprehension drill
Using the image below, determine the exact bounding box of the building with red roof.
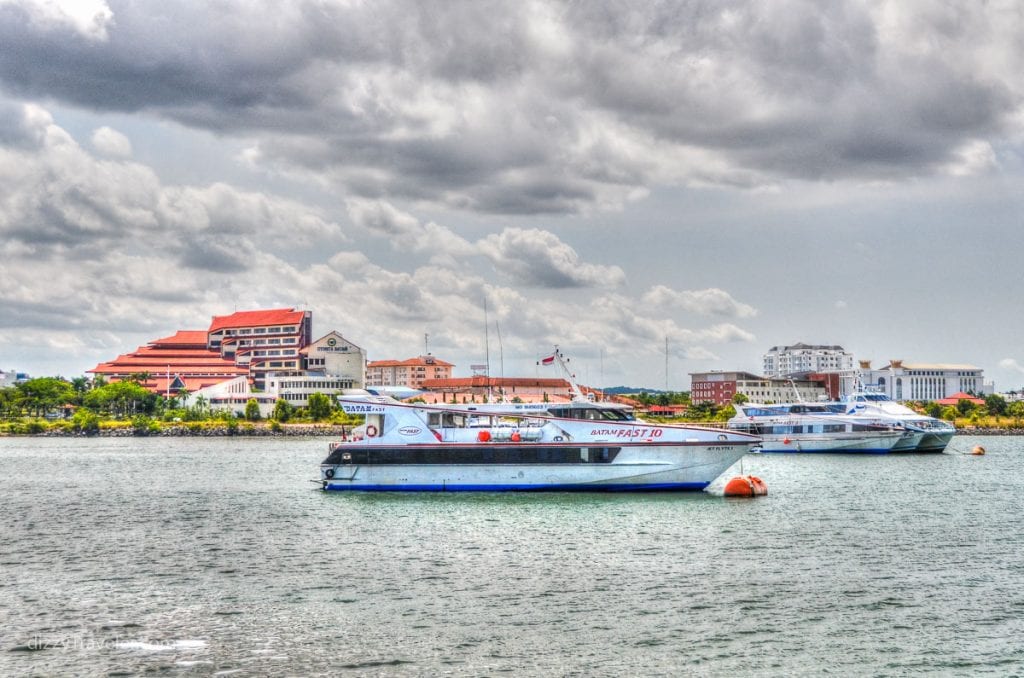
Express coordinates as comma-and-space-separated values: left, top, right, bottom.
367, 355, 454, 390
89, 307, 314, 394
935, 391, 985, 407
89, 329, 248, 395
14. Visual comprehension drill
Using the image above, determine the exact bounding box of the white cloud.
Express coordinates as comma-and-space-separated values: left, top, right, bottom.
642, 285, 758, 318
3, 0, 113, 40
999, 358, 1024, 375
90, 126, 132, 158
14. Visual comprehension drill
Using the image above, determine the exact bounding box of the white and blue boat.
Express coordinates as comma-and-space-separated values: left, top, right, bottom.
727, 402, 910, 454
839, 391, 955, 452
319, 393, 760, 492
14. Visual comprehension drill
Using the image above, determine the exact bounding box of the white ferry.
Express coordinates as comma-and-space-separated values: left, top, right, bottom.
319, 375, 760, 492
839, 391, 955, 453
727, 402, 911, 454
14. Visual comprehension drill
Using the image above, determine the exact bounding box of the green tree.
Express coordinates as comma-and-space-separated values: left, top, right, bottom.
984, 393, 1007, 417
924, 401, 942, 418
83, 380, 157, 417
307, 392, 333, 421
272, 398, 293, 423
956, 398, 977, 416
244, 398, 262, 421
0, 387, 18, 418
71, 409, 100, 435
16, 377, 75, 417
732, 393, 749, 405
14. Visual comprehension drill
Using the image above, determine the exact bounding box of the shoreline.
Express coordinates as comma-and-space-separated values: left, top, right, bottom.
0, 424, 350, 438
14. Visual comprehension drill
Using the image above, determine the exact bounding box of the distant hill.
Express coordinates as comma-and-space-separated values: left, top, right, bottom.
602, 386, 669, 395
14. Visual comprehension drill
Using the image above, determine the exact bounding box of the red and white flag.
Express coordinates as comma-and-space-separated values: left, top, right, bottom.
540, 355, 555, 365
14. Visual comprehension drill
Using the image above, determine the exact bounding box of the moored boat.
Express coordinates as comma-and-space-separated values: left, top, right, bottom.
839, 392, 956, 453
728, 403, 908, 454
319, 386, 760, 492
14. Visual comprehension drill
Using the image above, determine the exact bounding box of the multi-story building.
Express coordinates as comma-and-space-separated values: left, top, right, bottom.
89, 308, 364, 402
690, 371, 833, 406
763, 343, 853, 377
300, 331, 366, 386
859, 360, 990, 401
366, 355, 454, 390
179, 332, 366, 417
209, 308, 313, 390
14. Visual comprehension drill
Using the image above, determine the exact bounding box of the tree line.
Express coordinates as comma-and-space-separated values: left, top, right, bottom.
0, 375, 354, 434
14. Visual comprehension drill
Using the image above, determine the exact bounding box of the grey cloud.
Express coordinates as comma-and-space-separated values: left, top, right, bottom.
477, 228, 626, 288
4, 1, 1019, 215
0, 107, 342, 262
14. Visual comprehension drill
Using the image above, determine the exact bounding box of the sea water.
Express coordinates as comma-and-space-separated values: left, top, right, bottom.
2, 435, 1023, 676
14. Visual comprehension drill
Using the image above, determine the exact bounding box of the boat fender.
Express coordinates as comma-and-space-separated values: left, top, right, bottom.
510, 432, 521, 442
325, 468, 335, 479
365, 424, 378, 437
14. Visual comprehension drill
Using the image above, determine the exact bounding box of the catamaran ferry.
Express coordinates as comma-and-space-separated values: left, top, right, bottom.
319, 395, 759, 492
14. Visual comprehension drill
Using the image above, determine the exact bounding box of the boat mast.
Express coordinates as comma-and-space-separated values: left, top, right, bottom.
551, 346, 586, 401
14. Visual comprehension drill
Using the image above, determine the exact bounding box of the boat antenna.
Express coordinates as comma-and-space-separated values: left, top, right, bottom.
483, 297, 490, 378
495, 320, 505, 402
548, 346, 586, 401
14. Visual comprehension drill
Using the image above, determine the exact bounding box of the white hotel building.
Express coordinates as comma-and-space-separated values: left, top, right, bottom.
763, 343, 854, 377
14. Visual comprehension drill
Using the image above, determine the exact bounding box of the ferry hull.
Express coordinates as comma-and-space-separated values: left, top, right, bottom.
756, 432, 904, 454
915, 431, 954, 453
321, 444, 752, 492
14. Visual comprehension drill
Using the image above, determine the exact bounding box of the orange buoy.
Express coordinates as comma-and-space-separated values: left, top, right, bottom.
510, 431, 521, 442
477, 430, 491, 442
723, 475, 768, 497
972, 445, 985, 455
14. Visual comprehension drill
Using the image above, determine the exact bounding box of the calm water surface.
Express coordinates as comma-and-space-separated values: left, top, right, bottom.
2, 435, 1023, 676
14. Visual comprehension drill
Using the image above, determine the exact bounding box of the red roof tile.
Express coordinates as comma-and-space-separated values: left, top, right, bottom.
208, 308, 306, 332
151, 330, 209, 347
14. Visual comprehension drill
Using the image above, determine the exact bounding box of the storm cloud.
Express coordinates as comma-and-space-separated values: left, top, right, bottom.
1, 1, 1019, 215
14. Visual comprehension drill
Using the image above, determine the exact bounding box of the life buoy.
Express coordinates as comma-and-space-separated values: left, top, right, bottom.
365, 424, 378, 437
325, 468, 335, 479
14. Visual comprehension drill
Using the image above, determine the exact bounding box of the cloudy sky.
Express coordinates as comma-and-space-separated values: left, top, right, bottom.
2, 0, 1023, 390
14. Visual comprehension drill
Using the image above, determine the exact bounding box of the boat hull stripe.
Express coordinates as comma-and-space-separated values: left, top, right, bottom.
323, 482, 709, 492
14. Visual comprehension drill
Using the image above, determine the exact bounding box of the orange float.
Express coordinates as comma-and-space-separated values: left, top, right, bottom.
477, 430, 491, 442
723, 475, 768, 497
972, 445, 985, 455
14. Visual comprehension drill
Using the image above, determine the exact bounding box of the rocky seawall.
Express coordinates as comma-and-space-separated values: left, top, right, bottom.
957, 428, 1024, 436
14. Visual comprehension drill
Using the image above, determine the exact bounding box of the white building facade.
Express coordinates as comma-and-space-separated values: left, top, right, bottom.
860, 360, 990, 401
763, 343, 853, 377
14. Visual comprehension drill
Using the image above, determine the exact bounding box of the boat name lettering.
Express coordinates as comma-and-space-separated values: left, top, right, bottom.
590, 428, 663, 438
398, 426, 422, 436
340, 404, 387, 414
